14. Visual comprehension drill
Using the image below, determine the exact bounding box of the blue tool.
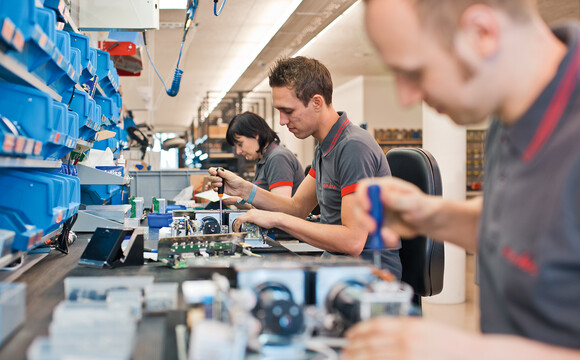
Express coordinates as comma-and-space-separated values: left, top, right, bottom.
367, 184, 384, 268
217, 167, 225, 228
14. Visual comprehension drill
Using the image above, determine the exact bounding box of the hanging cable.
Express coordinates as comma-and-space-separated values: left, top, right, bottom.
142, 0, 198, 97
214, 0, 226, 16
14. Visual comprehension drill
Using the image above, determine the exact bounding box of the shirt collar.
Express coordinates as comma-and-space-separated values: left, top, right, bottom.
257, 141, 277, 165
319, 112, 350, 157
506, 23, 580, 161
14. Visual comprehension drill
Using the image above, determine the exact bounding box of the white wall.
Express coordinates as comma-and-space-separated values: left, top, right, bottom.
363, 76, 422, 131
333, 76, 365, 125
334, 76, 422, 132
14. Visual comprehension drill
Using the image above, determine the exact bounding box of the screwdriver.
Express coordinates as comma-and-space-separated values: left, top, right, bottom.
217, 167, 224, 229
367, 184, 384, 269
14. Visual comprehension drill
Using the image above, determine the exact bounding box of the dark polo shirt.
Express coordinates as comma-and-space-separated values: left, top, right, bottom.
479, 23, 580, 348
253, 142, 304, 195
310, 112, 401, 278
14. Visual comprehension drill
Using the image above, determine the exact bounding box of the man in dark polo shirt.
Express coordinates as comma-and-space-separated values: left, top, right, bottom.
343, 0, 580, 359
209, 56, 402, 278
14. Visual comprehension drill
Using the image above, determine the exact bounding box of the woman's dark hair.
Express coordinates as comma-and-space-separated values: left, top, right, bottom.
226, 112, 280, 154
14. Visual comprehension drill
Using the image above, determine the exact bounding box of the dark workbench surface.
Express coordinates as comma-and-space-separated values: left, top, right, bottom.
0, 233, 297, 360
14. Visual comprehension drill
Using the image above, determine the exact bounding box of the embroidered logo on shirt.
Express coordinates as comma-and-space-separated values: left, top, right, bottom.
502, 246, 538, 276
323, 183, 337, 189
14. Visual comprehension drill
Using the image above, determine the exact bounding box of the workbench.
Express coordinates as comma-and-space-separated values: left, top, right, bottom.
0, 233, 304, 360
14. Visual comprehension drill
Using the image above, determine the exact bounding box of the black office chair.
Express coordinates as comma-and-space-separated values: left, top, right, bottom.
386, 148, 445, 309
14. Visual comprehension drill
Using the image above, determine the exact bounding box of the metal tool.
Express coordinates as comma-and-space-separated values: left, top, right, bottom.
367, 184, 383, 269
217, 167, 225, 228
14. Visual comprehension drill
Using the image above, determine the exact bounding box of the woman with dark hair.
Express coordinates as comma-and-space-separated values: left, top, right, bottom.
225, 111, 304, 204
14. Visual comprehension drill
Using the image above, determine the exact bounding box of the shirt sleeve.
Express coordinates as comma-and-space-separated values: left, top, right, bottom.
336, 139, 390, 197
264, 152, 300, 190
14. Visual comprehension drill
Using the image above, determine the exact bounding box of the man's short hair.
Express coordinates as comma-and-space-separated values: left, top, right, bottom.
269, 56, 334, 107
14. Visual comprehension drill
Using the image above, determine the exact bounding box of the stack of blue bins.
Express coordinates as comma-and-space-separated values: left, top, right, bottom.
0, 81, 77, 160
0, 1, 126, 249
0, 169, 80, 250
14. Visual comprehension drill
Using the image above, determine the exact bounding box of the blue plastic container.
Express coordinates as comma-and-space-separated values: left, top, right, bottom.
81, 184, 122, 205
0, 206, 42, 251
94, 94, 114, 123
0, 82, 64, 157
0, 0, 36, 41
43, 0, 67, 22
0, 169, 81, 246
69, 33, 95, 83
63, 89, 100, 141
147, 213, 172, 228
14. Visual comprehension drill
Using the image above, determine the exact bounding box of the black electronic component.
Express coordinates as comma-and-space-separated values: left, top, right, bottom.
325, 280, 367, 334
201, 216, 221, 235
252, 282, 304, 337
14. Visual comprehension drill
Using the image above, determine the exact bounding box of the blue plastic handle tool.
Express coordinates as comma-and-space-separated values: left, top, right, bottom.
367, 184, 384, 251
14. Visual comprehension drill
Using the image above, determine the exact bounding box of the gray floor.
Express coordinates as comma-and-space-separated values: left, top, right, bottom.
422, 253, 480, 334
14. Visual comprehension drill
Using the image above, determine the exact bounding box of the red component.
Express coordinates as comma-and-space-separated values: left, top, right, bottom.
98, 41, 137, 56
117, 69, 141, 77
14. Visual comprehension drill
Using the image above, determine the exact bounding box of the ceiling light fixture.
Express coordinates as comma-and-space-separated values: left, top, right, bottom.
159, 0, 188, 10
294, 0, 360, 56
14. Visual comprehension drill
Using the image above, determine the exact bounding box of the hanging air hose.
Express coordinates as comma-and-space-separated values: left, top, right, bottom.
143, 0, 199, 97
214, 0, 226, 16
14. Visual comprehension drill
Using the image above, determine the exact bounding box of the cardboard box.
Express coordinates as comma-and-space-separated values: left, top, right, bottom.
208, 125, 228, 138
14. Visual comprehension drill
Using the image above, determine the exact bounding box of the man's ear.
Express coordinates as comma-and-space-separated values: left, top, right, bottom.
454, 4, 500, 62
311, 94, 324, 111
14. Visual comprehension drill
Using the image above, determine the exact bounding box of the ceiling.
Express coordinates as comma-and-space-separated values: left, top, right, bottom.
116, 0, 580, 134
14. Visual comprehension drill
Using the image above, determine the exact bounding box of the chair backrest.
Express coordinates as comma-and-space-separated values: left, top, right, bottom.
386, 148, 445, 301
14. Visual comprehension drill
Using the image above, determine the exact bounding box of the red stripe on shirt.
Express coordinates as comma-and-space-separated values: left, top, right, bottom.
308, 168, 316, 178
269, 181, 293, 190
341, 183, 358, 197
522, 45, 580, 162
324, 119, 350, 157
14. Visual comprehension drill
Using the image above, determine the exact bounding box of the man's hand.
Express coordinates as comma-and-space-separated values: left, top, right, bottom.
232, 209, 282, 231
207, 167, 249, 198
354, 177, 440, 248
341, 317, 479, 360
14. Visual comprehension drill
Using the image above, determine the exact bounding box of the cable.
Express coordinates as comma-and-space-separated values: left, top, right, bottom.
213, 0, 226, 16
142, 0, 198, 97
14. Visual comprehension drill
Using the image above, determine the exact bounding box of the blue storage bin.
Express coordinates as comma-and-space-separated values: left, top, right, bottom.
0, 0, 36, 41
69, 33, 95, 83
95, 50, 118, 96
64, 89, 100, 141
43, 0, 67, 22
81, 184, 122, 205
46, 30, 77, 94
0, 206, 42, 251
0, 82, 64, 157
38, 169, 80, 221
94, 94, 114, 123
147, 213, 172, 228
0, 115, 43, 158
0, 169, 71, 244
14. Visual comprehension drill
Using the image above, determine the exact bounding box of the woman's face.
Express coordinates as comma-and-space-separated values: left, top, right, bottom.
233, 135, 261, 160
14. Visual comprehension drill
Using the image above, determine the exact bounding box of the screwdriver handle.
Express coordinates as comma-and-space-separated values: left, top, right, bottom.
216, 167, 224, 197
367, 184, 383, 251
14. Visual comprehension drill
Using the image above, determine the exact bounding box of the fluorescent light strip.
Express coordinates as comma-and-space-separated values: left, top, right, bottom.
206, 0, 303, 116
159, 0, 188, 10
295, 0, 361, 56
